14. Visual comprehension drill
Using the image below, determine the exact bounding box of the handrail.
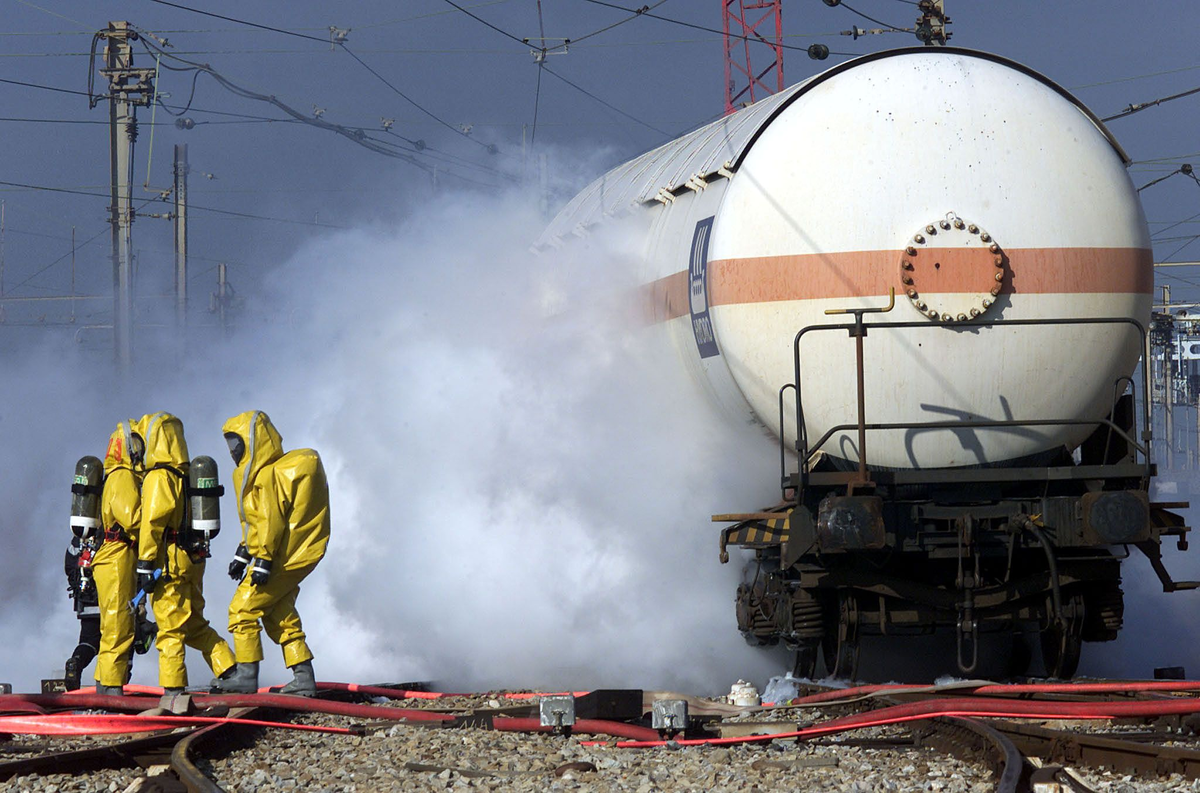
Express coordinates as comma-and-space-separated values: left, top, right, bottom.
784, 315, 1151, 500
803, 417, 1146, 469
778, 383, 797, 494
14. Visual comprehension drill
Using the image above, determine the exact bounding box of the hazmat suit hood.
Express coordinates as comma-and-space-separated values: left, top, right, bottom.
222, 410, 284, 531
140, 412, 190, 471
104, 419, 142, 476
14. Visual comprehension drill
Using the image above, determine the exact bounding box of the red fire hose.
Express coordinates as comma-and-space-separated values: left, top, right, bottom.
776, 680, 1200, 707
194, 693, 455, 722
0, 693, 454, 722
599, 694, 1200, 748
64, 685, 162, 697
493, 717, 660, 742
0, 713, 360, 737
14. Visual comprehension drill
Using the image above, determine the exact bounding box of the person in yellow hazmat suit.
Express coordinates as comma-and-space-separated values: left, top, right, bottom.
135, 412, 236, 694
91, 420, 143, 696
213, 410, 330, 696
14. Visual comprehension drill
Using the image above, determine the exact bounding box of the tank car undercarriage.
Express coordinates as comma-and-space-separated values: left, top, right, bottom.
720, 310, 1197, 679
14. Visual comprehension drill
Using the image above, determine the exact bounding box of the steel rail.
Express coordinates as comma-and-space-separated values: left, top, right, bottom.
172, 706, 258, 793
0, 727, 194, 781
988, 720, 1200, 780
917, 716, 1025, 793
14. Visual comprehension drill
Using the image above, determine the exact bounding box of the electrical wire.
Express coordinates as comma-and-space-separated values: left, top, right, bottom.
134, 41, 439, 174
0, 76, 92, 97
1104, 84, 1200, 122
836, 1, 913, 33
11, 0, 90, 29
567, 0, 673, 48
529, 0, 547, 149
155, 69, 201, 116
4, 220, 118, 296
337, 44, 500, 154
530, 63, 544, 148
540, 65, 669, 136
146, 0, 328, 43
575, 0, 836, 53
1139, 168, 1189, 193
357, 0, 515, 30
436, 0, 528, 46
1072, 62, 1200, 91
144, 0, 504, 154
0, 179, 349, 229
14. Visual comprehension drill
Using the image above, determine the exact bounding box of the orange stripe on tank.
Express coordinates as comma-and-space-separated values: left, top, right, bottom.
706, 247, 1152, 306
642, 271, 690, 323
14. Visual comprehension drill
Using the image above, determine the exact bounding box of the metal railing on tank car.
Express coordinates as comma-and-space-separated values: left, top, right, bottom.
777, 301, 1152, 500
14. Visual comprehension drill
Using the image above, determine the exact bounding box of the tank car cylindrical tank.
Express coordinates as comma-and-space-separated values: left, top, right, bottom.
540, 47, 1150, 470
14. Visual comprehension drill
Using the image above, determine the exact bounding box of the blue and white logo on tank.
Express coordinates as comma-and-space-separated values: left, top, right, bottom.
689, 216, 720, 359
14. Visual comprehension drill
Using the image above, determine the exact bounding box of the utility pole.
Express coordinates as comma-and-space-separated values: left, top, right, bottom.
173, 143, 188, 339
96, 21, 155, 371
915, 0, 951, 46
214, 263, 229, 339
1163, 284, 1175, 468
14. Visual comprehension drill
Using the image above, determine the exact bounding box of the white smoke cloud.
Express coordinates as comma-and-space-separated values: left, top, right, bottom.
1, 176, 788, 694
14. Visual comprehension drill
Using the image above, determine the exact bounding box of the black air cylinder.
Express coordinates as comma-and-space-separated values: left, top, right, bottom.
70, 455, 104, 539
189, 455, 221, 540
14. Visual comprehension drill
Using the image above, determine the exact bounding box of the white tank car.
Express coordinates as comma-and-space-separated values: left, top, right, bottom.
538, 48, 1151, 470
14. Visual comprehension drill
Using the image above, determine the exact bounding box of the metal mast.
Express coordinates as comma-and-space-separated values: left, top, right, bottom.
722, 0, 783, 115
915, 0, 951, 46
98, 21, 154, 371
173, 143, 188, 337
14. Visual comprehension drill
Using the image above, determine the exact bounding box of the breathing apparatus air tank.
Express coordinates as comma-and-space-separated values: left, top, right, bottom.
70, 455, 104, 539
187, 455, 224, 556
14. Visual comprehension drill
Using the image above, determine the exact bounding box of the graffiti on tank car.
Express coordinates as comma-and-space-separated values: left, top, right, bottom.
689, 216, 720, 359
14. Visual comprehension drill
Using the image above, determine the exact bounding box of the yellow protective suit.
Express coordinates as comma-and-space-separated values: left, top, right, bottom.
137, 412, 235, 688
93, 420, 140, 687
223, 411, 330, 667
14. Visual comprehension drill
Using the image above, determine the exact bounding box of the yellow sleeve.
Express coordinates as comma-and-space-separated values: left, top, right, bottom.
244, 473, 286, 562
138, 469, 179, 564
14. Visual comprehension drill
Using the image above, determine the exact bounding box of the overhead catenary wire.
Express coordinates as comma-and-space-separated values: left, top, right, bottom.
133, 40, 445, 177
337, 43, 502, 154
0, 75, 92, 97
541, 65, 670, 136
575, 0, 852, 54
0, 179, 347, 229
566, 0, 673, 48
1103, 84, 1200, 122
436, 0, 529, 46
1, 73, 512, 185
1138, 165, 1194, 193
141, 0, 504, 154
835, 1, 913, 34
146, 0, 328, 43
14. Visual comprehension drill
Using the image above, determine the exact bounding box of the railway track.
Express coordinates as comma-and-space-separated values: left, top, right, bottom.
4, 681, 1200, 791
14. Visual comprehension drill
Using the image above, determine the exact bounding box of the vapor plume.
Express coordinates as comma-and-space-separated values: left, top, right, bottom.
1, 173, 788, 694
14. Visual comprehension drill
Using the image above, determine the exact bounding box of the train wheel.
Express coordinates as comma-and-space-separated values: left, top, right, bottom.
1040, 592, 1084, 679
821, 591, 860, 680
792, 640, 820, 679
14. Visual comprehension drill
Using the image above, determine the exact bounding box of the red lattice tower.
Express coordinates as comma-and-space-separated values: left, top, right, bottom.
723, 0, 784, 115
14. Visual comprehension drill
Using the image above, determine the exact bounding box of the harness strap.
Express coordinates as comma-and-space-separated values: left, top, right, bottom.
103, 527, 133, 546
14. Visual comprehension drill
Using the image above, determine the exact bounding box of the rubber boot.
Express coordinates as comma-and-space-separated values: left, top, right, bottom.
96, 684, 124, 696
163, 687, 185, 695
211, 662, 258, 694
278, 660, 316, 697
63, 656, 81, 691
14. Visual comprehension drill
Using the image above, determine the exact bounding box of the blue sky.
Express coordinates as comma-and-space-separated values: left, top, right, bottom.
3, 0, 1200, 329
